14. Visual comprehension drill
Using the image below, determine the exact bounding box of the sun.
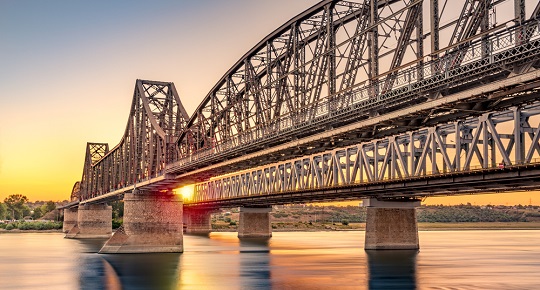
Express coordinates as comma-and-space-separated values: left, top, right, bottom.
176, 185, 195, 201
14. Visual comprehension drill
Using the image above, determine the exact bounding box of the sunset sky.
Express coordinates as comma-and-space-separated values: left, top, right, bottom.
0, 0, 538, 205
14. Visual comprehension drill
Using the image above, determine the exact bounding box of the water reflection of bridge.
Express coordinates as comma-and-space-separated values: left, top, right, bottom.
61, 0, 540, 253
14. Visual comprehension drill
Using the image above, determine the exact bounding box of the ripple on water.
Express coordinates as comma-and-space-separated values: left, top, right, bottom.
0, 230, 539, 289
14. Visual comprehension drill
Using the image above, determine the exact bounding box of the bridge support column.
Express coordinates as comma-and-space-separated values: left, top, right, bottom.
184, 208, 213, 234
238, 207, 272, 238
62, 207, 78, 233
65, 204, 112, 239
99, 190, 183, 253
364, 198, 420, 250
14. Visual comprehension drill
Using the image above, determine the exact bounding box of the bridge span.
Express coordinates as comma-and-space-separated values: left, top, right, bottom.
62, 0, 540, 253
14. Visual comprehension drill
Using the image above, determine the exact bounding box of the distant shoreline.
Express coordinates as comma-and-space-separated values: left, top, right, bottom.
418, 222, 540, 231
2, 222, 540, 233
0, 229, 63, 233
225, 222, 540, 232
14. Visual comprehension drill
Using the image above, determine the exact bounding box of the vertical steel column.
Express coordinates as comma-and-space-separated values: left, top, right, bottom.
515, 0, 525, 24
292, 22, 300, 108
454, 122, 461, 171
515, 0, 526, 45
326, 4, 336, 101
373, 141, 379, 181
431, 128, 437, 173
430, 0, 439, 57
514, 107, 524, 164
482, 116, 489, 168
481, 0, 490, 58
409, 132, 415, 176
369, 0, 379, 97
416, 0, 424, 80
265, 40, 272, 138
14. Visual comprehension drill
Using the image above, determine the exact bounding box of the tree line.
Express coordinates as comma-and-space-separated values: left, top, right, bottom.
271, 204, 540, 223
0, 194, 57, 220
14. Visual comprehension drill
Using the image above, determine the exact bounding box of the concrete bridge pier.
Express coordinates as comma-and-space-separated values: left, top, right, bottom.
65, 204, 112, 239
99, 190, 183, 253
238, 206, 272, 238
62, 207, 78, 233
363, 198, 421, 250
183, 208, 214, 234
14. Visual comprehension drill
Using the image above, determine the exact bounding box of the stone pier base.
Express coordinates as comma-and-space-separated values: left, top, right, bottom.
65, 204, 112, 239
99, 190, 183, 254
364, 198, 420, 250
238, 207, 272, 238
62, 207, 78, 233
184, 208, 213, 234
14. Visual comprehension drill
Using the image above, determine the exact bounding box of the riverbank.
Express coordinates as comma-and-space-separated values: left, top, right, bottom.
214, 221, 540, 232
0, 229, 63, 233
418, 222, 540, 230
2, 222, 540, 233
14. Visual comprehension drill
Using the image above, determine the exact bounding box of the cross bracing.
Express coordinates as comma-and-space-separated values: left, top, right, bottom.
190, 100, 540, 204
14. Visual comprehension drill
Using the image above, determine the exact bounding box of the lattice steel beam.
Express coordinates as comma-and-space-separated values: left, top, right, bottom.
192, 100, 540, 203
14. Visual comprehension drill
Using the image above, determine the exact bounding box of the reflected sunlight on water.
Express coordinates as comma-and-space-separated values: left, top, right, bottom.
0, 230, 539, 289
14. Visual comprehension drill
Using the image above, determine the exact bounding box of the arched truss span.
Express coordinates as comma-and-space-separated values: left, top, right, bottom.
78, 80, 190, 200
177, 0, 540, 172
70, 181, 81, 201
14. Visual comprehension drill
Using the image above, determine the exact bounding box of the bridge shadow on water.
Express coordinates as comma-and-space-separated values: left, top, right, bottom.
73, 239, 121, 290
101, 253, 181, 290
366, 250, 418, 290
238, 238, 272, 289
73, 239, 180, 290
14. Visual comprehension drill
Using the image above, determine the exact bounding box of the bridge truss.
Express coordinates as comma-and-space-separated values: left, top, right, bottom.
74, 0, 540, 205
79, 80, 189, 200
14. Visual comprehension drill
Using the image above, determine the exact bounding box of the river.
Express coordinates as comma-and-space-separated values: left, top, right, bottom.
0, 230, 539, 289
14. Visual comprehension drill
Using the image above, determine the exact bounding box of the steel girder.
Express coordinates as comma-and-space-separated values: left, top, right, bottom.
191, 100, 540, 204
174, 0, 540, 179
79, 80, 189, 201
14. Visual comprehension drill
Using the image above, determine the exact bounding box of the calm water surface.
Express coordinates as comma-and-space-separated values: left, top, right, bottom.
0, 231, 539, 289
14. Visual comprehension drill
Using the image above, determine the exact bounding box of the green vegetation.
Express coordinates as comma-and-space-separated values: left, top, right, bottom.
29, 201, 57, 220
418, 204, 527, 222
267, 204, 540, 225
208, 203, 540, 231
111, 200, 124, 229
0, 221, 62, 231
111, 200, 124, 219
0, 203, 6, 220
0, 194, 63, 227
3, 194, 30, 220
112, 219, 123, 229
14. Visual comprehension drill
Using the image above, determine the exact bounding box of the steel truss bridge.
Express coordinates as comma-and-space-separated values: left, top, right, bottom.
69, 0, 540, 209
